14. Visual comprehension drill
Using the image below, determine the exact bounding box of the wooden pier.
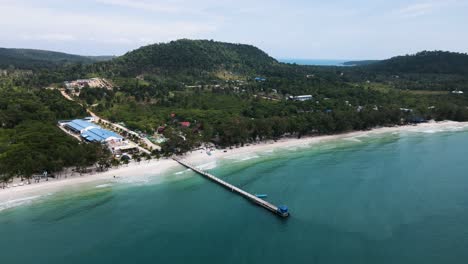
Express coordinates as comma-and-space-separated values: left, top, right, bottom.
173, 158, 289, 218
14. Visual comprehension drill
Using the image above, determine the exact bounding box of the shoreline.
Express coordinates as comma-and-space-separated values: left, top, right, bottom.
180, 120, 468, 165
2, 120, 468, 211
0, 159, 180, 211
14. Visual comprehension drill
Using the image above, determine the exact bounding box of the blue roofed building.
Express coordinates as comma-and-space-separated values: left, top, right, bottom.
81, 128, 123, 143
64, 119, 123, 143
64, 119, 100, 134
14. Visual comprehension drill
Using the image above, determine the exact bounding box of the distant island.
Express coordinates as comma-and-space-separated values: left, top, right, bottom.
279, 59, 380, 67
279, 59, 349, 66
1, 39, 468, 186
342, 60, 380, 66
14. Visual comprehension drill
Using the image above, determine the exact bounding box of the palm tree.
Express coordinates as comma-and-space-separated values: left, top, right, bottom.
135, 155, 142, 164
0, 175, 9, 189
111, 158, 121, 168
145, 154, 152, 163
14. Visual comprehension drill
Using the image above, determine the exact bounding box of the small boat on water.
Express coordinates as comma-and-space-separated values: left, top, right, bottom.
255, 194, 268, 198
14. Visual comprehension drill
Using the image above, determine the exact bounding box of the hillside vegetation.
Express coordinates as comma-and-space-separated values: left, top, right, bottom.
0, 48, 114, 70
91, 39, 279, 78
0, 87, 111, 184
364, 51, 468, 74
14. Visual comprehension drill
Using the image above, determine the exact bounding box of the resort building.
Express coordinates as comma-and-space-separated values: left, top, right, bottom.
64, 78, 112, 91
81, 128, 123, 143
289, 95, 313, 102
107, 140, 140, 155
63, 119, 123, 143
64, 119, 100, 134
60, 118, 143, 155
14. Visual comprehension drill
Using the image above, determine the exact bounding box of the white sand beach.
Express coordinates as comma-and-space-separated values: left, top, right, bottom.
183, 120, 468, 165
1, 120, 468, 211
0, 159, 179, 211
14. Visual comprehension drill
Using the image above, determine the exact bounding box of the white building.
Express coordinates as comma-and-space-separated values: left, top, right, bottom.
289, 95, 313, 102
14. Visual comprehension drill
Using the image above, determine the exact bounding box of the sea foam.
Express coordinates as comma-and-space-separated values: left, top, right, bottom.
196, 161, 218, 170
95, 184, 113, 189
0, 195, 42, 212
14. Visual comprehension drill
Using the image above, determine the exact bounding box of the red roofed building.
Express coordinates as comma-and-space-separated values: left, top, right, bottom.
179, 122, 191, 128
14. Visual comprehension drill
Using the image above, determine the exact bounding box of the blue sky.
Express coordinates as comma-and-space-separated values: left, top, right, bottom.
0, 0, 467, 59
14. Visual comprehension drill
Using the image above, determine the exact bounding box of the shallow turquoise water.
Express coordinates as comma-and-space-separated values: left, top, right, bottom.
2, 130, 468, 263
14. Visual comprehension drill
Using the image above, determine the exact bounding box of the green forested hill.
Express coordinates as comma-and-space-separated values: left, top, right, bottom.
0, 48, 114, 70
364, 51, 468, 74
91, 39, 279, 78
339, 51, 468, 91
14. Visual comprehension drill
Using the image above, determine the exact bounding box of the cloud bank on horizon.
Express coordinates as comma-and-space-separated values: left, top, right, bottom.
0, 0, 467, 59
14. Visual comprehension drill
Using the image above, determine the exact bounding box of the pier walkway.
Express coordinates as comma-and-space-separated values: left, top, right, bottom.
173, 158, 289, 218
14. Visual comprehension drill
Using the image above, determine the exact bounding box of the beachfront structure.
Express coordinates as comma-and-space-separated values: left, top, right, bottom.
107, 140, 140, 154
174, 158, 289, 218
289, 95, 313, 102
60, 119, 144, 155
64, 119, 123, 143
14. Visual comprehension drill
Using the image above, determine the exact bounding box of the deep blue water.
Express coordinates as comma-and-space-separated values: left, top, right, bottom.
1, 129, 468, 263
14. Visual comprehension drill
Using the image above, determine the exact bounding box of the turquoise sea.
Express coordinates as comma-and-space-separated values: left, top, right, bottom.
2, 128, 468, 263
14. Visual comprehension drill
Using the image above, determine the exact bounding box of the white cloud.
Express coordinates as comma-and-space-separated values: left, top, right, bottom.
92, 0, 230, 16
396, 0, 464, 18
398, 3, 436, 17
0, 1, 219, 53
94, 0, 180, 13
21, 34, 76, 42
